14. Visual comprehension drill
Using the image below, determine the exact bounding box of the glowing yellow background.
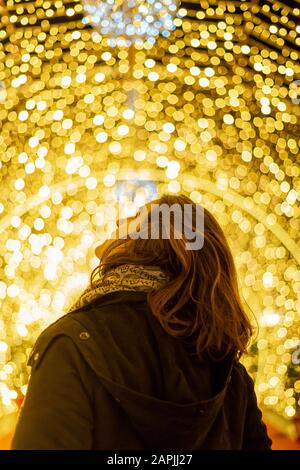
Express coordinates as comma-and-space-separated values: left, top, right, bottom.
0, 0, 299, 437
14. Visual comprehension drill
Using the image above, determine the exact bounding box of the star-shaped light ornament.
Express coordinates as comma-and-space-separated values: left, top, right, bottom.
81, 0, 182, 47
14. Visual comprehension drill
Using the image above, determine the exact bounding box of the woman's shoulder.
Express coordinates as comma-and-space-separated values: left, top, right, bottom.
26, 294, 127, 361
27, 309, 98, 371
25, 298, 142, 378
228, 359, 259, 399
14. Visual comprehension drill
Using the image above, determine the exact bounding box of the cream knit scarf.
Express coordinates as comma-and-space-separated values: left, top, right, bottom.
67, 263, 170, 313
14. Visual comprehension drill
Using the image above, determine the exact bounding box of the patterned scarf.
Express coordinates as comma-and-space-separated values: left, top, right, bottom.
67, 264, 170, 313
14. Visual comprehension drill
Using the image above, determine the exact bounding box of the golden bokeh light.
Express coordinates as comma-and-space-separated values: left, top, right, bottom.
0, 0, 299, 436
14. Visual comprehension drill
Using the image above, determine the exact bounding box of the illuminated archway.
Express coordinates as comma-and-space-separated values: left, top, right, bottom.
0, 0, 299, 433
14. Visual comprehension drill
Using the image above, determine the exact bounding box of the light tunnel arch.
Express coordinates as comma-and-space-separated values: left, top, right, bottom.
1, 171, 299, 265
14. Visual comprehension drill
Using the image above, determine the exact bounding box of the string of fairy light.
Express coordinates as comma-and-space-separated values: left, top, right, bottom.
0, 0, 299, 433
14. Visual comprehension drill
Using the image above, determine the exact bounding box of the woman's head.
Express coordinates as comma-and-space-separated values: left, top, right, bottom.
92, 193, 253, 360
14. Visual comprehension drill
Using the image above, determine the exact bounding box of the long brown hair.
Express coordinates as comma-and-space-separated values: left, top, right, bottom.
90, 194, 253, 360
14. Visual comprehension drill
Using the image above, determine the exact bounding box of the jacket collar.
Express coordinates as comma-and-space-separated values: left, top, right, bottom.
72, 290, 149, 313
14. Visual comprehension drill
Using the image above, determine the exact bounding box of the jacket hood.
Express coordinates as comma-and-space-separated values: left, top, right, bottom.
97, 359, 233, 449
67, 291, 234, 449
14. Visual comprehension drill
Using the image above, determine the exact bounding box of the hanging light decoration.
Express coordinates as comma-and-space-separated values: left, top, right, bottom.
0, 0, 300, 439
81, 0, 182, 47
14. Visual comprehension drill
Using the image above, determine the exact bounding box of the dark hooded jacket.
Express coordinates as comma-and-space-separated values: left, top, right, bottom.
11, 291, 272, 450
